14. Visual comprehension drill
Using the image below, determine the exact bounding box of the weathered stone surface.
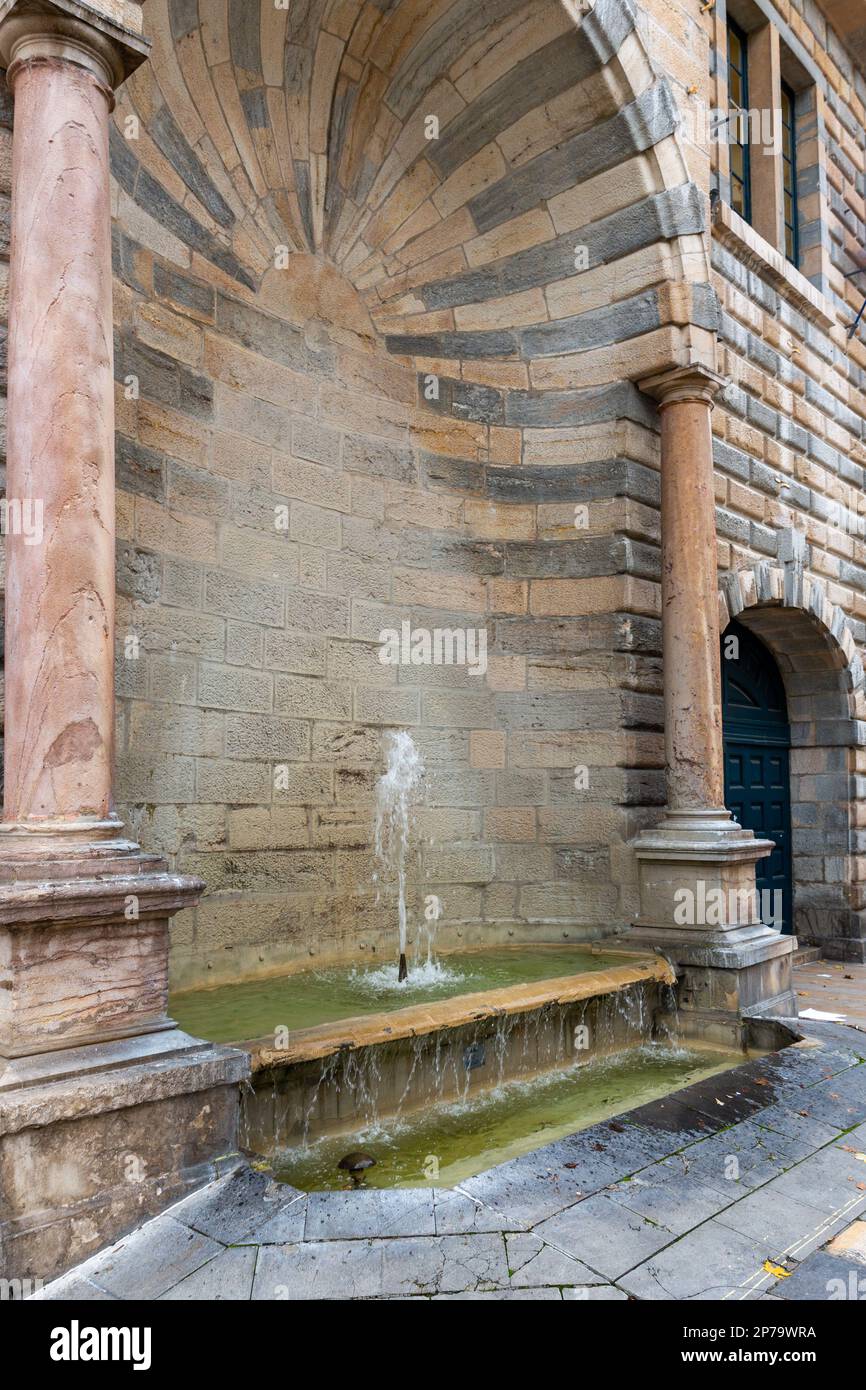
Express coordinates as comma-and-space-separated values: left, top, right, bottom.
252, 1233, 510, 1300
160, 1245, 258, 1300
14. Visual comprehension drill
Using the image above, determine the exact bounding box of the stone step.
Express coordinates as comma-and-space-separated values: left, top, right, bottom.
792, 946, 822, 966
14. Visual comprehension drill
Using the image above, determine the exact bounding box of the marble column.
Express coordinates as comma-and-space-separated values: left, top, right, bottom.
628, 364, 796, 1036
3, 12, 122, 835
0, 0, 189, 1061
0, 3, 246, 1282
653, 365, 727, 816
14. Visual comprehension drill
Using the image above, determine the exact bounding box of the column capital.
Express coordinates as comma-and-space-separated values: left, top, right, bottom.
638, 362, 728, 409
0, 0, 149, 95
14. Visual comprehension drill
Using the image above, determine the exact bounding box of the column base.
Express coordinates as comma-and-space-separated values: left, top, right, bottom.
627, 807, 798, 1045
0, 818, 204, 1056
0, 818, 250, 1283
0, 1028, 249, 1283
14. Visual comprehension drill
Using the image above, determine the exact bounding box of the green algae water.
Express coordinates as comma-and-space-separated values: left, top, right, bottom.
271, 1043, 753, 1191
169, 945, 629, 1043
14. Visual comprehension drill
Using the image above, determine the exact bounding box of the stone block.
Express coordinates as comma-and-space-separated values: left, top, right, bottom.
196, 659, 271, 711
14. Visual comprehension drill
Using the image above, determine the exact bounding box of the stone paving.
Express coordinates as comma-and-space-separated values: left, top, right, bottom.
794, 960, 866, 1030
34, 1017, 866, 1301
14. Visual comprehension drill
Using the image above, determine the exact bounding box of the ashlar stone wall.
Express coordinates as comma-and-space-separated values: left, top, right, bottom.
108, 0, 712, 989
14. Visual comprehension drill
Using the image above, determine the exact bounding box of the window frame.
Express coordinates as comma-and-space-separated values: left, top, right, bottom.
726, 17, 752, 225
780, 79, 800, 268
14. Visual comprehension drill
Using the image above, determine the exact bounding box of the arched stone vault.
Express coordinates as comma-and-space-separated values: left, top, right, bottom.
720, 561, 866, 962
110, 0, 722, 985
118, 0, 714, 358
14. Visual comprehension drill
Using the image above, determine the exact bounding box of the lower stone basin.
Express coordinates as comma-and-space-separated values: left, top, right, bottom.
272, 1039, 766, 1192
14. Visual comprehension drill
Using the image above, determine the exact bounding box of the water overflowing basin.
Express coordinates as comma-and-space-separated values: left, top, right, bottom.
169, 944, 633, 1042
272, 1040, 759, 1191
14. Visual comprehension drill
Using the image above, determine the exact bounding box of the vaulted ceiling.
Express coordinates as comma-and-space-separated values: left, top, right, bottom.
114, 0, 712, 379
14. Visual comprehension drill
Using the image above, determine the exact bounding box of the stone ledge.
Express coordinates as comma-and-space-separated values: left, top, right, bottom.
246, 954, 675, 1071
0, 867, 205, 929
0, 1037, 249, 1135
712, 199, 837, 333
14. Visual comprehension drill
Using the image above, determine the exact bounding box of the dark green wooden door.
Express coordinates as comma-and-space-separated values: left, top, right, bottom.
721, 621, 793, 934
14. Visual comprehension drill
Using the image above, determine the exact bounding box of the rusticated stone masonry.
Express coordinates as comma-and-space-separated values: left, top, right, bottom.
103, 0, 719, 989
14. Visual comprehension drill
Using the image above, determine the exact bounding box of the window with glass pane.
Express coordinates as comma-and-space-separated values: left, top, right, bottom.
781, 82, 799, 266
727, 20, 751, 223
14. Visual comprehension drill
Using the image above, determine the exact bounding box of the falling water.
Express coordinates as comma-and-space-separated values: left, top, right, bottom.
373, 730, 425, 982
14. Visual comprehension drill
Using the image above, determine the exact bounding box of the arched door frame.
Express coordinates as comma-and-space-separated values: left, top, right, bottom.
718, 561, 866, 962
721, 618, 794, 935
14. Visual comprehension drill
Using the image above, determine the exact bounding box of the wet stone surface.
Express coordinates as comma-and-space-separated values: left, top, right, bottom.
33, 1019, 866, 1301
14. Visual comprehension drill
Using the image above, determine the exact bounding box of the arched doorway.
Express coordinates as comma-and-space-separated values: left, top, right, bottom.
721, 620, 793, 935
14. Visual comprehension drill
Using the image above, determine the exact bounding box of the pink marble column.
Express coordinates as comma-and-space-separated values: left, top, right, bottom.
3, 38, 119, 831
0, 3, 208, 1063
630, 363, 783, 985
648, 366, 727, 814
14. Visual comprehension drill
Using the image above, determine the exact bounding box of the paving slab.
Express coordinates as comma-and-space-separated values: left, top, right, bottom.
251, 1234, 510, 1300
41, 1216, 223, 1301
770, 1249, 866, 1301
607, 1162, 733, 1234
750, 1104, 843, 1150
623, 1094, 721, 1143
241, 1194, 308, 1245
562, 1284, 630, 1300
836, 1120, 866, 1147
673, 1068, 783, 1127
427, 1287, 562, 1300
533, 1192, 676, 1279
714, 1187, 834, 1257
769, 1145, 866, 1216
433, 1188, 526, 1234
160, 1245, 258, 1300
618, 1219, 769, 1301
171, 1166, 290, 1243
457, 1150, 612, 1227
665, 1124, 794, 1194
551, 1117, 676, 1171
811, 1061, 866, 1106
768, 1083, 862, 1131
304, 1188, 437, 1240
504, 1232, 606, 1287
33, 1276, 118, 1301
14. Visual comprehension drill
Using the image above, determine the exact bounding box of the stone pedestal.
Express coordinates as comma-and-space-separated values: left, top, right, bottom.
626, 365, 796, 1042
0, 0, 248, 1284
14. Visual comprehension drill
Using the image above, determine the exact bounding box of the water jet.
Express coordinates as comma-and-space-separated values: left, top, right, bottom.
373, 730, 424, 984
